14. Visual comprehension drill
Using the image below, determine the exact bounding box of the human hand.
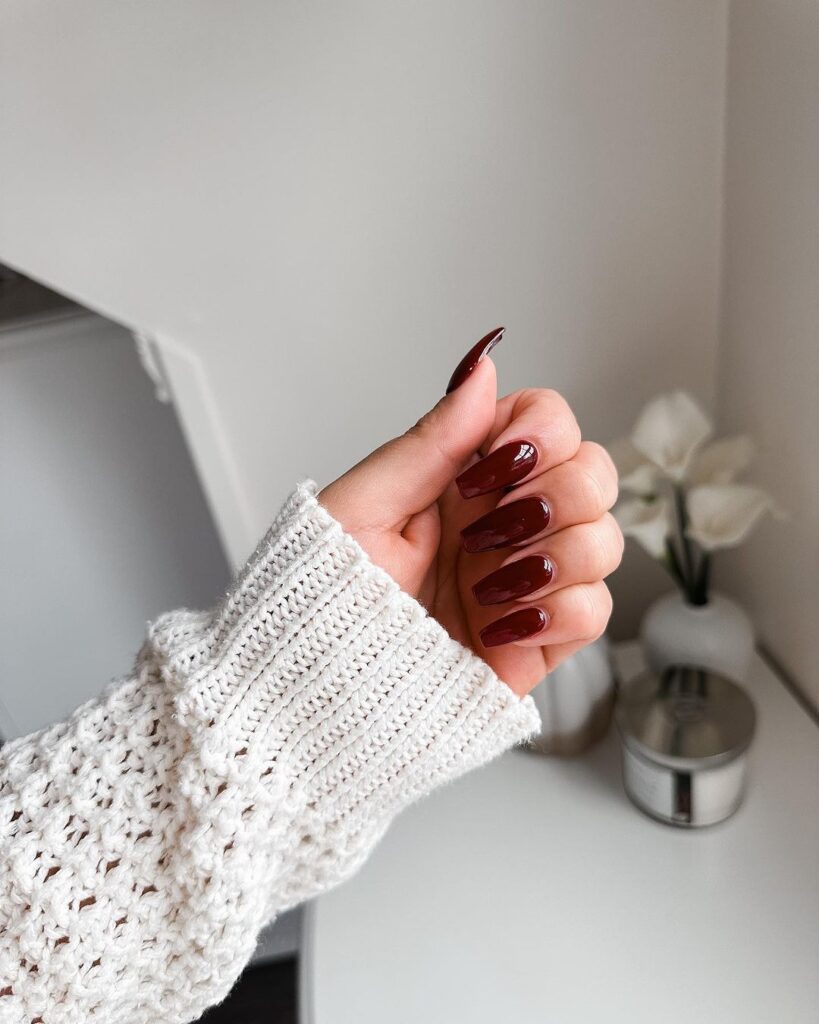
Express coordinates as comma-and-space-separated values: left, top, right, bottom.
319, 329, 622, 696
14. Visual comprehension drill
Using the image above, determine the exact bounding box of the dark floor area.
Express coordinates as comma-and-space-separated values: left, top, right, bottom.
197, 958, 297, 1024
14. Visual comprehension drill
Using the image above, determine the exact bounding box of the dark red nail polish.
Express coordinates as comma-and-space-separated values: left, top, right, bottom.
445, 327, 505, 394
480, 607, 548, 648
461, 496, 551, 553
472, 556, 553, 606
456, 440, 538, 498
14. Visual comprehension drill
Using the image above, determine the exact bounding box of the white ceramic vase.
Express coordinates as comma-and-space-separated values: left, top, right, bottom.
640, 590, 754, 683
527, 636, 615, 756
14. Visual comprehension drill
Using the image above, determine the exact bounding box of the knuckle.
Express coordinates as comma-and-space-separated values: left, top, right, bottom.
567, 514, 622, 580
575, 442, 618, 508
587, 441, 620, 503
580, 583, 612, 640
582, 518, 614, 576
603, 511, 626, 565
574, 462, 609, 519
539, 387, 569, 411
406, 406, 459, 472
594, 586, 614, 638
526, 387, 582, 455
578, 585, 603, 638
522, 385, 563, 407
408, 406, 437, 440
560, 411, 583, 456
583, 515, 624, 576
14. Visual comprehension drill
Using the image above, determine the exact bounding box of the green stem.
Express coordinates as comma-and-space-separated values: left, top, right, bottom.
664, 537, 687, 594
692, 550, 711, 606
672, 484, 697, 603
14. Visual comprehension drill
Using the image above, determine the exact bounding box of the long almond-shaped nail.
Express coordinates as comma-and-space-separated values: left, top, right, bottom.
480, 607, 549, 648
445, 327, 504, 394
456, 440, 538, 498
461, 496, 551, 553
472, 556, 553, 606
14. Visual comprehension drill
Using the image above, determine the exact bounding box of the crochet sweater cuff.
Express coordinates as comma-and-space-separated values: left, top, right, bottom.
0, 481, 540, 1021
148, 481, 539, 849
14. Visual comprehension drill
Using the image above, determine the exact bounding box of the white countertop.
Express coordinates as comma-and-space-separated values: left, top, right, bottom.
303, 644, 819, 1023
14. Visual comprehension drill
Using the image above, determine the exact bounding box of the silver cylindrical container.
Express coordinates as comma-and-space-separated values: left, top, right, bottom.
615, 665, 756, 827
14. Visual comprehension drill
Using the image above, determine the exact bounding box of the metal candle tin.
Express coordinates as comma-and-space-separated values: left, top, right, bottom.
615, 665, 756, 827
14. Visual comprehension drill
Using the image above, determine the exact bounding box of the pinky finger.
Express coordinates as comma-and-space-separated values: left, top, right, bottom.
479, 581, 612, 649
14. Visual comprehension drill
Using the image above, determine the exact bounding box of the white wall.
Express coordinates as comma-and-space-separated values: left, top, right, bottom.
716, 0, 819, 707
0, 314, 229, 738
0, 1, 730, 637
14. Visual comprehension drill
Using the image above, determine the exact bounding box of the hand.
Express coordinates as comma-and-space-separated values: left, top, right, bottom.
319, 329, 623, 697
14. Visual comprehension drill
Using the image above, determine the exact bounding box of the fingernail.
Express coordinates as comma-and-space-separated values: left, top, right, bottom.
472, 556, 553, 606
461, 496, 551, 553
445, 327, 505, 394
480, 607, 549, 648
456, 440, 538, 498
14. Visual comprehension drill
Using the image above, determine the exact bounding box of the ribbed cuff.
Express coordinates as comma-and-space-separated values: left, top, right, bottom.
147, 481, 540, 823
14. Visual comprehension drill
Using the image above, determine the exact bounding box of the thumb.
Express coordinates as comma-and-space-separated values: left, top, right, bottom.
335, 356, 498, 526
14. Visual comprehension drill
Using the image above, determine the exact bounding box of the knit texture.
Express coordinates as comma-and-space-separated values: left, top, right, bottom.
0, 481, 539, 1023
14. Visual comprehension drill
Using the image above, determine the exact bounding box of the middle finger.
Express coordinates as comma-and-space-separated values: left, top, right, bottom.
470, 514, 624, 606
460, 441, 618, 554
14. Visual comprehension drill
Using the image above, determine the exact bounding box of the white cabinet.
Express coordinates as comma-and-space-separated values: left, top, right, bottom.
0, 311, 229, 739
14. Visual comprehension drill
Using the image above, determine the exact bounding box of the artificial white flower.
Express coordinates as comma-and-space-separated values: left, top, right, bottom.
615, 498, 671, 559
631, 390, 712, 481
689, 435, 755, 485
606, 437, 659, 497
686, 484, 782, 551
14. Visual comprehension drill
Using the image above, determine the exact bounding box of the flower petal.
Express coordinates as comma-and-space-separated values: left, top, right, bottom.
615, 498, 671, 559
631, 391, 712, 481
689, 435, 755, 485
606, 438, 658, 497
686, 484, 781, 551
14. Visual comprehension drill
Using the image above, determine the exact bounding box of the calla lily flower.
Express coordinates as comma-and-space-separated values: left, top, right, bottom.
606, 438, 658, 497
689, 435, 755, 485
615, 498, 671, 559
686, 484, 783, 551
613, 389, 785, 605
631, 391, 712, 481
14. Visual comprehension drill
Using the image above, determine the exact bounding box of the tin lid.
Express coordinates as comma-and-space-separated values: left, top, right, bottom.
615, 665, 756, 769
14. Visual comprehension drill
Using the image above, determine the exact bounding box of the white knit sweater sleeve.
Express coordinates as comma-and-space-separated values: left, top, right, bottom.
0, 481, 539, 1024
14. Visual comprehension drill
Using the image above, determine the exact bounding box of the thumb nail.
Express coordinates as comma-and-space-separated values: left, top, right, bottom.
445, 327, 504, 394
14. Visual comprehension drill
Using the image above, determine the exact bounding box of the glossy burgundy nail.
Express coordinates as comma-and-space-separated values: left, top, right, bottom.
472, 556, 553, 606
480, 607, 549, 648
445, 327, 505, 394
456, 440, 538, 498
461, 496, 551, 553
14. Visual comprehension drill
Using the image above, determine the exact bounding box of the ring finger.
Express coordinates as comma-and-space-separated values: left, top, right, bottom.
470, 514, 623, 606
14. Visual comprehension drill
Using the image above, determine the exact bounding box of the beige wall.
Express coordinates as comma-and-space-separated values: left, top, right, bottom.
717, 0, 819, 707
0, 1, 730, 638
1, 3, 815, 694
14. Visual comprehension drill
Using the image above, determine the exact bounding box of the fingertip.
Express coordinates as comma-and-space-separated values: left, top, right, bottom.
444, 351, 497, 401
479, 606, 549, 648
445, 327, 504, 395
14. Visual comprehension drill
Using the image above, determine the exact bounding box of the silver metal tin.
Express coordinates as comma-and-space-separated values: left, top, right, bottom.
615, 665, 756, 827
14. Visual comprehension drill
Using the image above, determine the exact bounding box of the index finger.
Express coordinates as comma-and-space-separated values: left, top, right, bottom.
455, 387, 582, 499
